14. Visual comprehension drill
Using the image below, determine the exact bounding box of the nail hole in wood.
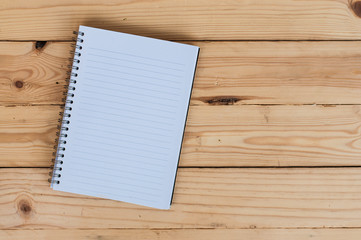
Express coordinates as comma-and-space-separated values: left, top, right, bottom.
35, 41, 47, 50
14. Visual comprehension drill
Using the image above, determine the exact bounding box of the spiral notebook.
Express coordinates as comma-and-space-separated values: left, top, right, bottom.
49, 25, 199, 209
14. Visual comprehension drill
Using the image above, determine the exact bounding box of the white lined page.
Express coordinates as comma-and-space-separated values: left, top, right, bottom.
52, 25, 199, 209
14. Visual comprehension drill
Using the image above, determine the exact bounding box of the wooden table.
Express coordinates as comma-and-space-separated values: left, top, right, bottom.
2, 0, 361, 239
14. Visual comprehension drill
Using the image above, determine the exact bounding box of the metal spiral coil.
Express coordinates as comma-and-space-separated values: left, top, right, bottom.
48, 30, 84, 185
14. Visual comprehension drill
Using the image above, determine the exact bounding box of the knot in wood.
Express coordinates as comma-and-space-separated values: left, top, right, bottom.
206, 96, 240, 105
18, 199, 32, 215
15, 80, 24, 88
350, 0, 361, 18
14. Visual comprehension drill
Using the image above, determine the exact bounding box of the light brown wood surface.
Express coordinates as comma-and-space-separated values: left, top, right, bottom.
7, 229, 361, 240
1, 0, 361, 40
2, 168, 361, 229
2, 0, 361, 238
3, 105, 361, 167
2, 41, 361, 105
2, 229, 361, 240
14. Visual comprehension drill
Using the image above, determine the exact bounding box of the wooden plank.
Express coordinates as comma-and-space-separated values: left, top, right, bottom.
0, 105, 59, 167
2, 104, 361, 167
184, 104, 361, 167
192, 41, 361, 105
2, 168, 361, 229
2, 41, 361, 105
2, 229, 361, 240
0, 42, 69, 105
1, 0, 361, 40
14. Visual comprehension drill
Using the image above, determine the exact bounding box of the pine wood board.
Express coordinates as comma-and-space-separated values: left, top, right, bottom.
1, 41, 361, 106
0, 105, 58, 167
2, 168, 361, 229
2, 0, 361, 238
2, 104, 361, 167
1, 0, 361, 40
2, 229, 361, 240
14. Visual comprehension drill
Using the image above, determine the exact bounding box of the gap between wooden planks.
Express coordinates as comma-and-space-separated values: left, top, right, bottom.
1, 0, 361, 40
2, 105, 361, 167
1, 41, 361, 105
2, 168, 361, 229
2, 229, 361, 240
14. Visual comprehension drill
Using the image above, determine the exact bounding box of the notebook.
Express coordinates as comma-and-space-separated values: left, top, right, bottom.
49, 25, 199, 210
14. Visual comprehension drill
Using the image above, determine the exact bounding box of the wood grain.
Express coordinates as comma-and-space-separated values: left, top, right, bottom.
3, 168, 361, 229
0, 42, 69, 104
2, 0, 361, 238
193, 41, 361, 105
1, 0, 361, 40
3, 229, 361, 240
0, 105, 59, 167
184, 104, 361, 167
2, 105, 361, 167
2, 41, 361, 105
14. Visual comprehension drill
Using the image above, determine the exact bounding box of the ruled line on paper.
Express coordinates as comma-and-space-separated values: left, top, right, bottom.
72, 143, 168, 165
65, 166, 162, 191
82, 83, 179, 103
77, 105, 174, 127
86, 65, 182, 84
80, 94, 176, 114
82, 88, 177, 108
74, 125, 170, 145
62, 184, 158, 203
87, 53, 183, 72
72, 128, 171, 150
75, 120, 171, 143
72, 136, 169, 159
77, 105, 176, 126
71, 150, 165, 174
63, 176, 160, 200
84, 71, 181, 90
85, 76, 181, 97
78, 100, 175, 121
67, 161, 162, 182
88, 59, 183, 78
89, 47, 185, 66
76, 113, 172, 133
83, 82, 179, 102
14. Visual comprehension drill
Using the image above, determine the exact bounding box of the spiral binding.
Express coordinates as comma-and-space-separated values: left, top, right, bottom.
48, 30, 84, 186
